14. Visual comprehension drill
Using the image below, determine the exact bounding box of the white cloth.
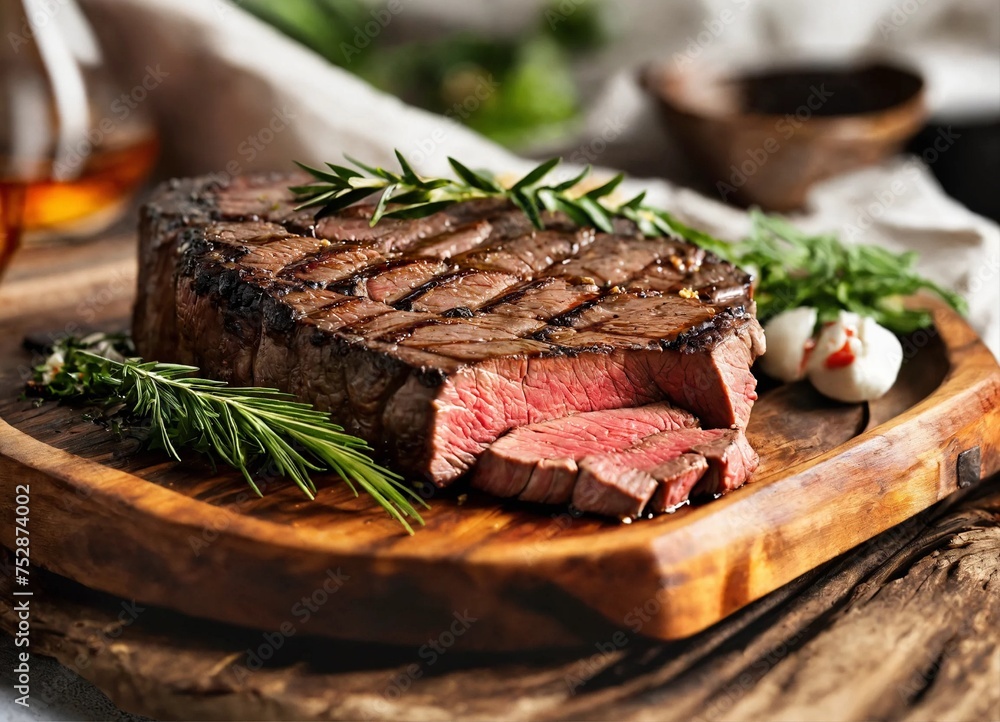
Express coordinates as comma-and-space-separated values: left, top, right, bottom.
73, 0, 999, 357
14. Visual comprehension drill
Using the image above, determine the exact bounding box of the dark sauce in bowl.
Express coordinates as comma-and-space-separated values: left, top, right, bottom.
738, 63, 924, 117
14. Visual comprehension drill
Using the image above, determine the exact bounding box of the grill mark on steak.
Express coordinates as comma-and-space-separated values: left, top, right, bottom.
546, 295, 606, 328
273, 287, 348, 322
289, 209, 599, 333
388, 222, 594, 315
311, 298, 392, 332
136, 172, 763, 489
544, 234, 674, 287
364, 263, 448, 303
299, 199, 530, 300
477, 278, 558, 312
328, 258, 454, 303
627, 253, 755, 306
394, 316, 546, 349
345, 310, 439, 340
545, 291, 723, 345
407, 220, 494, 259
400, 269, 521, 314
281, 244, 387, 286
313, 206, 457, 250
450, 228, 595, 276
325, 213, 549, 301
541, 242, 748, 333
473, 277, 604, 323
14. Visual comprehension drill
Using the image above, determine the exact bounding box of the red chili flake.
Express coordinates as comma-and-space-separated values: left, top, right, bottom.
825, 340, 856, 369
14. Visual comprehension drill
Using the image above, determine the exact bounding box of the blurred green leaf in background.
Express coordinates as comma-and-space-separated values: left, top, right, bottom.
237, 0, 612, 150
238, 0, 370, 67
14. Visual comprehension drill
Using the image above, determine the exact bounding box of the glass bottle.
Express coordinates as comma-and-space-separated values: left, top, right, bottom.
1, 0, 158, 276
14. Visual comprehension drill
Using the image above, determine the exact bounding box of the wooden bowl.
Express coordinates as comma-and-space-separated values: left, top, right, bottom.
641, 61, 927, 211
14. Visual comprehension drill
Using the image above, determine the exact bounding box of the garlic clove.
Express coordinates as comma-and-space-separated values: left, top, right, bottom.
759, 306, 818, 382
807, 312, 903, 403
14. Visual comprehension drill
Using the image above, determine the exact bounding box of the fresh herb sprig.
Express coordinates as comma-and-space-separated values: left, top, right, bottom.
292, 151, 685, 237
728, 212, 968, 333
29, 334, 425, 533
292, 153, 966, 334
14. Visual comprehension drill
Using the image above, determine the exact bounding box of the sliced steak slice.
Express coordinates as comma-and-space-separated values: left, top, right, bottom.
416, 327, 760, 483
646, 454, 710, 512
689, 429, 760, 495
575, 468, 660, 520
135, 173, 762, 488
472, 403, 699, 503
572, 428, 759, 518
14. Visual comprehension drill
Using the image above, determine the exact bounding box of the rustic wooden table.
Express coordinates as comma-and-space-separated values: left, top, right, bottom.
2, 481, 997, 722
1, 236, 997, 722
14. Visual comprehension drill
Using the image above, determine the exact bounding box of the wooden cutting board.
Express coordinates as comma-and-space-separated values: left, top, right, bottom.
1, 237, 998, 651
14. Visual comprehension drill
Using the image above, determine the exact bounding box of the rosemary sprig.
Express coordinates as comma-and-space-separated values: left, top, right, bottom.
728, 212, 968, 333
29, 334, 425, 533
291, 150, 688, 237
291, 153, 966, 334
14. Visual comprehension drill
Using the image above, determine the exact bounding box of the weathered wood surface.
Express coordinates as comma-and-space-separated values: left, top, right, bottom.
2, 480, 997, 722
0, 234, 999, 655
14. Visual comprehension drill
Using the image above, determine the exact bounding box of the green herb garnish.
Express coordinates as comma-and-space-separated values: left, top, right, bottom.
292, 153, 966, 334
291, 151, 655, 233
29, 333, 425, 533
723, 212, 968, 333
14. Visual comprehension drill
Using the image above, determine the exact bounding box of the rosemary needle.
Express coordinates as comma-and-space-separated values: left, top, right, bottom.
30, 334, 426, 534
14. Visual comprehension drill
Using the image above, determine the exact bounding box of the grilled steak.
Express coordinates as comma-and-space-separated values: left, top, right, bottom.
473, 403, 757, 518
472, 402, 699, 503
573, 428, 759, 517
135, 173, 764, 491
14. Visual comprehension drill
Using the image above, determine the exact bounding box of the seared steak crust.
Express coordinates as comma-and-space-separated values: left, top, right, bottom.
135, 173, 763, 485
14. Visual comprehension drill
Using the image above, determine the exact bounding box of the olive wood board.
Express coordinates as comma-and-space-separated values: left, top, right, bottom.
0, 250, 998, 651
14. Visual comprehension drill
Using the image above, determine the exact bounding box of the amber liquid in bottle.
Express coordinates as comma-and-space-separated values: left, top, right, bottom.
16, 135, 158, 237
0, 135, 157, 276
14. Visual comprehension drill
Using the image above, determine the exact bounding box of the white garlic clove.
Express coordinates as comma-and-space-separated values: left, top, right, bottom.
759, 306, 818, 382
807, 311, 903, 403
